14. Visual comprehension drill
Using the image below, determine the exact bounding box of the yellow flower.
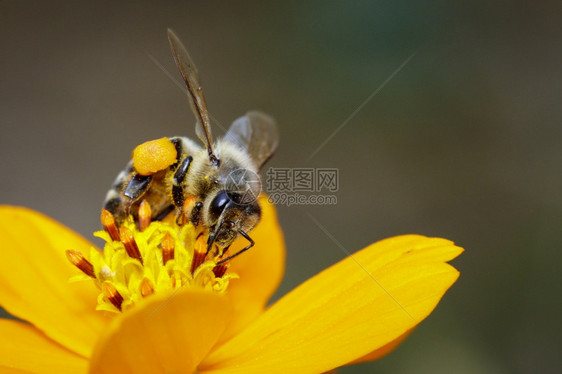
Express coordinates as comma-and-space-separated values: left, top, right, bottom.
0, 197, 462, 373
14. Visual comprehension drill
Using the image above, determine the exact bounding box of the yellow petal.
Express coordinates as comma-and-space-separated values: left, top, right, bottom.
222, 196, 285, 340
348, 329, 412, 364
0, 319, 87, 373
0, 206, 109, 357
201, 235, 463, 373
89, 288, 230, 373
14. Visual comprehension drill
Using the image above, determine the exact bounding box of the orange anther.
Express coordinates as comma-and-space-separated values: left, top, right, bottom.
119, 226, 143, 264
140, 278, 154, 297
213, 263, 228, 278
102, 282, 124, 311
161, 233, 175, 265
190, 235, 207, 275
65, 250, 95, 278
101, 209, 121, 242
138, 200, 152, 231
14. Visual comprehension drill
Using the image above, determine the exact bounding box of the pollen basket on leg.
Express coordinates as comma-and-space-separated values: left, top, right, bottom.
67, 205, 238, 313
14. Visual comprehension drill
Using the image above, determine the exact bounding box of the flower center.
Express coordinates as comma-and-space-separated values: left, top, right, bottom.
66, 200, 237, 313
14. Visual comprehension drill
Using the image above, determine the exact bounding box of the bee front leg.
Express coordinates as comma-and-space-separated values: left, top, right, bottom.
179, 197, 203, 226
216, 230, 255, 265
190, 202, 203, 225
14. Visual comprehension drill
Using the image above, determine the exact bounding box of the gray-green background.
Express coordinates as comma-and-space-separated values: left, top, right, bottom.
1, 1, 560, 373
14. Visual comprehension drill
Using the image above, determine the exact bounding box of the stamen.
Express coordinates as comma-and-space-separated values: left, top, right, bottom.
161, 233, 175, 265
213, 263, 229, 278
69, 208, 238, 313
102, 282, 123, 311
190, 235, 207, 275
138, 200, 152, 231
65, 250, 95, 277
101, 209, 121, 242
119, 226, 143, 264
140, 278, 154, 297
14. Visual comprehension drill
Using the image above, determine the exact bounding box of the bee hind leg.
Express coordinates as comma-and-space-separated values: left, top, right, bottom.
124, 174, 153, 200
104, 172, 152, 224
103, 169, 152, 224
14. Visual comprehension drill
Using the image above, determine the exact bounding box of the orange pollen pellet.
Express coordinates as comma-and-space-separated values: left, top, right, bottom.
119, 226, 143, 264
65, 250, 95, 277
213, 263, 228, 278
132, 137, 177, 176
140, 278, 154, 297
138, 200, 152, 231
102, 283, 124, 311
101, 209, 121, 242
190, 235, 207, 275
161, 233, 175, 265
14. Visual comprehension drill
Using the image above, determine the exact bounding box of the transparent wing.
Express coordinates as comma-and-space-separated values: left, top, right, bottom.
224, 111, 279, 170
167, 29, 216, 160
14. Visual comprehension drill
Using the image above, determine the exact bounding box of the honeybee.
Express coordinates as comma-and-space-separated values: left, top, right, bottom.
103, 29, 278, 262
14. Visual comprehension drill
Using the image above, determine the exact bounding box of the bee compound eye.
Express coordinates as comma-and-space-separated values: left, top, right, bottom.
210, 190, 230, 220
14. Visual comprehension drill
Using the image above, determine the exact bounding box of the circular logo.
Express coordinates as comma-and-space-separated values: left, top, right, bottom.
223, 168, 261, 204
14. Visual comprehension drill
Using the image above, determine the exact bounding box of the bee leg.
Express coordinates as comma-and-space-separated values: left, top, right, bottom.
206, 224, 221, 256
190, 201, 203, 226
216, 230, 255, 265
155, 205, 175, 221
216, 244, 231, 258
104, 161, 153, 223
124, 174, 153, 200
178, 197, 203, 226
172, 156, 193, 222
118, 173, 152, 219
206, 219, 232, 256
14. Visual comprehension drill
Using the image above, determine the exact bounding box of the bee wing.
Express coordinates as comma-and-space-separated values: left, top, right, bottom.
167, 29, 216, 161
224, 111, 279, 170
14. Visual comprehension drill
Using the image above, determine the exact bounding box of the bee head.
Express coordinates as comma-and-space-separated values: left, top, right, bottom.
206, 190, 261, 248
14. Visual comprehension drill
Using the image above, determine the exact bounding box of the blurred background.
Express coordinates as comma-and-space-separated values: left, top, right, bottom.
1, 1, 561, 373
